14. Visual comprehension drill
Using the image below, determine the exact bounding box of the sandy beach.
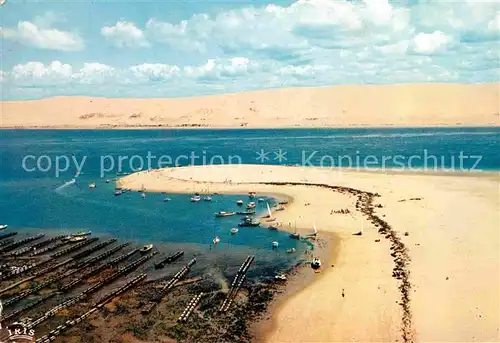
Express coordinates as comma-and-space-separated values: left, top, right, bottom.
2, 83, 499, 129
118, 165, 500, 342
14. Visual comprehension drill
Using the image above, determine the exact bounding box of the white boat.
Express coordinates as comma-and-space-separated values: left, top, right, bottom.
272, 241, 279, 248
311, 257, 322, 270
141, 192, 146, 199
105, 179, 110, 183
140, 244, 153, 254
215, 211, 235, 218
0, 224, 8, 230
231, 228, 239, 234
237, 200, 244, 206
191, 195, 201, 202
246, 202, 256, 209
203, 195, 212, 201
89, 183, 96, 189
163, 197, 171, 202
213, 236, 220, 245
286, 248, 296, 253
114, 190, 122, 196
257, 198, 265, 202
70, 236, 86, 242
266, 202, 273, 219
275, 274, 287, 281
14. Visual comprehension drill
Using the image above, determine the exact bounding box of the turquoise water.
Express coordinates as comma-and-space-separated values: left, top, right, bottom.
0, 127, 498, 262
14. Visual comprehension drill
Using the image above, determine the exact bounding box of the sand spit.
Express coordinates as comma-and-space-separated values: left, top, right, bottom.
2, 83, 499, 129
119, 165, 500, 342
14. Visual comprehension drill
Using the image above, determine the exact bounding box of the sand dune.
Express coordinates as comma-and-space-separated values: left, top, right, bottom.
119, 165, 500, 342
2, 83, 499, 128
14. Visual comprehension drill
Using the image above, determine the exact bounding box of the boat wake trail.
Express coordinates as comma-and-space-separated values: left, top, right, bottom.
55, 179, 76, 192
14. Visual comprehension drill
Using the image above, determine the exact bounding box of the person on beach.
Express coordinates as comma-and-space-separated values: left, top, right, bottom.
342, 288, 345, 298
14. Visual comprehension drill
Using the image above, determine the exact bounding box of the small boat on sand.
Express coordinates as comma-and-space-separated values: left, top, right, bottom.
268, 225, 278, 230
70, 236, 86, 242
0, 225, 8, 230
272, 241, 279, 248
311, 257, 322, 270
215, 211, 235, 218
190, 195, 201, 202
275, 274, 287, 281
275, 206, 285, 211
236, 200, 244, 206
231, 228, 239, 234
140, 244, 153, 254
246, 202, 256, 209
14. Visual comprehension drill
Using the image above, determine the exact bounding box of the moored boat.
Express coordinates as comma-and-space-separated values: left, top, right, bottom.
248, 192, 256, 198
236, 200, 244, 206
257, 198, 265, 202
236, 210, 255, 215
286, 248, 296, 253
215, 211, 235, 218
268, 225, 278, 230
272, 241, 279, 248
114, 190, 122, 196
141, 192, 146, 199
212, 236, 220, 245
163, 197, 171, 202
230, 228, 239, 234
140, 244, 153, 254
246, 202, 256, 209
105, 179, 111, 183
70, 236, 86, 242
275, 274, 287, 281
0, 225, 8, 230
203, 195, 212, 201
289, 232, 300, 239
190, 195, 201, 202
238, 216, 261, 227
89, 183, 96, 189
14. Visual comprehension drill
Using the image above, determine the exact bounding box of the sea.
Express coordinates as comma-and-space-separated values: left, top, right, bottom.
0, 127, 498, 275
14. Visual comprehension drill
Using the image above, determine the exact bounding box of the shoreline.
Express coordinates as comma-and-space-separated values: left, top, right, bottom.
2, 124, 500, 130
119, 164, 500, 342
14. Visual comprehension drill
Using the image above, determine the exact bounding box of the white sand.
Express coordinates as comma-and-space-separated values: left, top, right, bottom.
119, 165, 500, 342
2, 83, 499, 128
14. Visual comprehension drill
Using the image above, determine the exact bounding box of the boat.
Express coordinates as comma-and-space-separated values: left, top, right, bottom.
72, 230, 91, 237
311, 257, 322, 270
257, 198, 265, 202
89, 183, 96, 189
279, 200, 289, 205
266, 202, 273, 219
0, 225, 8, 230
286, 248, 296, 253
268, 225, 278, 230
70, 236, 86, 242
203, 195, 212, 201
275, 206, 285, 211
238, 217, 261, 227
141, 192, 146, 199
140, 244, 153, 254
272, 241, 279, 248
246, 202, 256, 209
114, 190, 122, 196
212, 236, 220, 245
248, 192, 256, 198
289, 232, 300, 239
275, 274, 287, 281
236, 200, 244, 206
231, 228, 239, 234
190, 195, 201, 202
163, 197, 171, 202
61, 235, 72, 241
215, 211, 235, 218
236, 210, 255, 215
105, 179, 110, 183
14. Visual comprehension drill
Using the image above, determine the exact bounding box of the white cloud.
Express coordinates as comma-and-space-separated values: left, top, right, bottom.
129, 63, 180, 81
101, 21, 150, 48
412, 31, 453, 55
1, 20, 83, 51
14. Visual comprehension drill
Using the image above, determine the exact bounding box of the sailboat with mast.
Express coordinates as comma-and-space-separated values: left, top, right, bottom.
289, 221, 300, 239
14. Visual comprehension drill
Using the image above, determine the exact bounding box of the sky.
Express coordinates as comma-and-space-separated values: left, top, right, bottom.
0, 0, 499, 100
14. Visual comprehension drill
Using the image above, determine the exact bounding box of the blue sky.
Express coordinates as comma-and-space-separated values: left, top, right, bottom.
1, 0, 499, 99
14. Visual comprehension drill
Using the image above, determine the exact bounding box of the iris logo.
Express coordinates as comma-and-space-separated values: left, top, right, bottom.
0, 301, 36, 343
